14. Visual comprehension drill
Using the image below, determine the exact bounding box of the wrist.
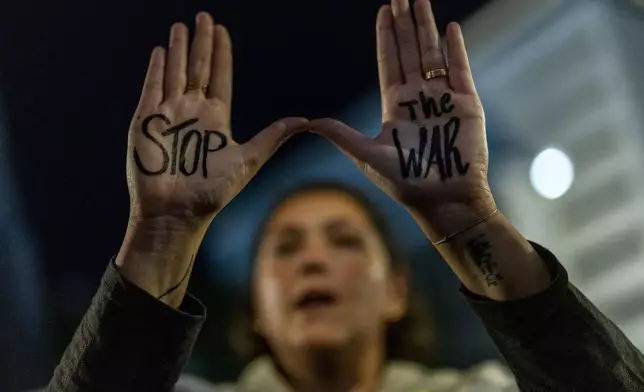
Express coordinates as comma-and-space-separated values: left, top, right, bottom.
124, 215, 209, 247
115, 216, 208, 307
118, 217, 207, 262
407, 197, 498, 243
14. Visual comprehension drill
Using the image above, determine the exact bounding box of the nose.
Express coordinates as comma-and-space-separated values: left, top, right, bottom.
299, 259, 329, 276
295, 237, 331, 277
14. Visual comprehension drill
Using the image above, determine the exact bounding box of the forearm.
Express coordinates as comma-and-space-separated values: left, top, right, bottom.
413, 201, 644, 389
465, 243, 644, 391
48, 257, 206, 392
410, 202, 550, 301
115, 216, 209, 308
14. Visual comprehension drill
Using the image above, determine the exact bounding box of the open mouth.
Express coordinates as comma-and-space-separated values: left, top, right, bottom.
295, 291, 338, 310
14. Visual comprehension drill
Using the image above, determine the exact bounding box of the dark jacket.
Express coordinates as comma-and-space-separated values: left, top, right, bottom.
45, 243, 644, 391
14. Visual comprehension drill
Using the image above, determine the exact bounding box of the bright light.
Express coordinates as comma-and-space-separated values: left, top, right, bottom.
530, 148, 575, 200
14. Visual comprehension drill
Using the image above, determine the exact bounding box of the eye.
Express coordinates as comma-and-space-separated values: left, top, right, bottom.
275, 240, 299, 257
332, 234, 364, 249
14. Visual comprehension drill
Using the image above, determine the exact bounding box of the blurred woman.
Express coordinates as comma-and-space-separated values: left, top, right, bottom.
46, 0, 644, 391
216, 181, 515, 392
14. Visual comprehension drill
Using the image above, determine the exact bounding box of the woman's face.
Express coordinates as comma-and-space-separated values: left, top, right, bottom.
254, 189, 407, 352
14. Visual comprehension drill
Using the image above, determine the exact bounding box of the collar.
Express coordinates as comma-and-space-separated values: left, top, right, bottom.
237, 356, 461, 392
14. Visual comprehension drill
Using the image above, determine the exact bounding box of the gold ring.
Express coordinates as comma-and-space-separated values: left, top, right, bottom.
186, 81, 209, 94
424, 68, 448, 81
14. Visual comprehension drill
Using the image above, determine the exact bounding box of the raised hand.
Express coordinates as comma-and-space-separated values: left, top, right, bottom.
128, 13, 307, 223
118, 13, 306, 307
310, 0, 492, 218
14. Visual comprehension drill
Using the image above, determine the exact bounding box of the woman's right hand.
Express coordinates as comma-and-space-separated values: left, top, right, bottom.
117, 13, 307, 306
128, 12, 307, 226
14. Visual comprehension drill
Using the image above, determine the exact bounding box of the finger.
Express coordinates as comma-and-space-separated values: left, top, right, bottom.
207, 25, 233, 105
137, 46, 166, 113
446, 22, 477, 94
164, 23, 189, 100
377, 5, 403, 92
391, 0, 422, 81
309, 118, 374, 162
187, 12, 215, 95
414, 0, 448, 78
244, 117, 309, 164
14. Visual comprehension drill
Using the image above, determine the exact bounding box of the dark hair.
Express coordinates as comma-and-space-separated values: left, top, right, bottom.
229, 180, 436, 364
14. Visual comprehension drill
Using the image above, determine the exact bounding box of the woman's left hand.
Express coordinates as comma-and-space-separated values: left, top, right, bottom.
310, 0, 494, 220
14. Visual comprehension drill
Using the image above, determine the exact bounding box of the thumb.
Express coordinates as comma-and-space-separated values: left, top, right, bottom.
243, 117, 309, 163
309, 118, 373, 162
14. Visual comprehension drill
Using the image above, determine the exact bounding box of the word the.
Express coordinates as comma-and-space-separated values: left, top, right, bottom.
133, 114, 227, 178
392, 117, 470, 180
466, 234, 503, 287
398, 92, 455, 121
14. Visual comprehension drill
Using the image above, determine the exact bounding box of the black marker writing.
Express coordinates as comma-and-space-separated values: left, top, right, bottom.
466, 234, 503, 287
202, 130, 227, 178
162, 117, 200, 175
440, 93, 455, 114
133, 114, 228, 178
398, 100, 419, 121
419, 91, 455, 119
442, 117, 470, 177
179, 130, 202, 175
393, 117, 470, 180
393, 127, 426, 178
398, 92, 455, 121
134, 114, 171, 175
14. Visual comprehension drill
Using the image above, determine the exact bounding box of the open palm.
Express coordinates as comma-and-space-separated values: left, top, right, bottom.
127, 13, 306, 222
310, 0, 490, 211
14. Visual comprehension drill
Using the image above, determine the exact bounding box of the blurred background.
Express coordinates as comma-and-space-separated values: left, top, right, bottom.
2, 0, 644, 390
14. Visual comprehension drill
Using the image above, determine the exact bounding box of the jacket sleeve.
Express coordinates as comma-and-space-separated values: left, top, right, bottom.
462, 242, 644, 392
46, 259, 206, 392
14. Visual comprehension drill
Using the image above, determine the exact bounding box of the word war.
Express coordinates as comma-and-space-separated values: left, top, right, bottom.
133, 114, 227, 178
392, 117, 470, 181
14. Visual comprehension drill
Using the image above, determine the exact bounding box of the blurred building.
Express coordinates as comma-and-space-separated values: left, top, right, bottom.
467, 0, 644, 349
